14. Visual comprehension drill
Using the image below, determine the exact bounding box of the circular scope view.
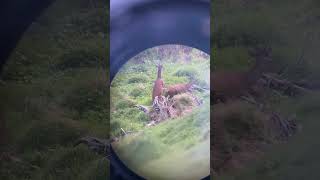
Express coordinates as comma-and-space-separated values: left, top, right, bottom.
110, 44, 210, 179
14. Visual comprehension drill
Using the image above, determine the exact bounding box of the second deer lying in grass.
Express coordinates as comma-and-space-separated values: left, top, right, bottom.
164, 81, 194, 98
212, 47, 273, 103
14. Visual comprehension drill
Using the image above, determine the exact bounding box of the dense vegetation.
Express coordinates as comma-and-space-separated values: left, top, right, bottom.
111, 45, 210, 179
0, 0, 109, 179
213, 0, 320, 179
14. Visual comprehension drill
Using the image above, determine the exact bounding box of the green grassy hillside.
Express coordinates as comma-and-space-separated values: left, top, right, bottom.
213, 0, 320, 179
0, 0, 108, 179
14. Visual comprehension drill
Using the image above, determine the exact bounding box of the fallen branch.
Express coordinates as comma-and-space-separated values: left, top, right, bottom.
261, 73, 312, 96
241, 94, 299, 142
269, 112, 298, 141
74, 137, 110, 158
120, 128, 127, 135
191, 84, 210, 92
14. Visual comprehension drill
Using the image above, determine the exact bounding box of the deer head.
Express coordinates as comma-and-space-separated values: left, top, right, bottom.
152, 61, 165, 101
155, 62, 163, 79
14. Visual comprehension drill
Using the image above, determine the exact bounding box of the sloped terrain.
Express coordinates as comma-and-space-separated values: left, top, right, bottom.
0, 0, 109, 179
212, 0, 320, 179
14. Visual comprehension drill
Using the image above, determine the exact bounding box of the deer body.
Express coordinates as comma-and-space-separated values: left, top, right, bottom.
212, 47, 272, 103
152, 65, 164, 101
212, 71, 252, 102
166, 82, 193, 97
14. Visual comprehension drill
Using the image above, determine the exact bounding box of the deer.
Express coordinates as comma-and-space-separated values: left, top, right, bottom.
165, 81, 194, 98
212, 47, 273, 103
152, 63, 164, 102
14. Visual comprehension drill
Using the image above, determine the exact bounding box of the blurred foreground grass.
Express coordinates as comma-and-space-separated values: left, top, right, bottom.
213, 0, 320, 179
0, 0, 108, 179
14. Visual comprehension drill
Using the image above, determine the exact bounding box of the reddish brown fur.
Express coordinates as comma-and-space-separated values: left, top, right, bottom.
166, 82, 193, 97
212, 47, 272, 103
212, 71, 252, 101
152, 64, 164, 101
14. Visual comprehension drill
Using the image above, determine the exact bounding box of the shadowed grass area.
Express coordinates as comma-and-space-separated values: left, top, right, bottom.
0, 0, 108, 179
217, 92, 320, 180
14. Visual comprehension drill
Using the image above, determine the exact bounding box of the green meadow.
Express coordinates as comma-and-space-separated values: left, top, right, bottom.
0, 0, 108, 179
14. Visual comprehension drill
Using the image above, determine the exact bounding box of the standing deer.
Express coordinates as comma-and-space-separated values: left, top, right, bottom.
152, 64, 164, 101
212, 47, 272, 103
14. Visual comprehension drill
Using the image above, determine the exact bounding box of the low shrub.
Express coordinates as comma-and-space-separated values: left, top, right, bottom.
129, 87, 145, 97
174, 67, 199, 79
114, 99, 135, 109
127, 75, 149, 84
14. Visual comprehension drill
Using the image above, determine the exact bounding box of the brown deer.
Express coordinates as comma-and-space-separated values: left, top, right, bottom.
212, 47, 272, 103
152, 64, 164, 101
165, 81, 194, 98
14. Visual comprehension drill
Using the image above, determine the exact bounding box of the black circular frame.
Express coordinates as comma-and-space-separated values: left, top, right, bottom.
110, 0, 210, 179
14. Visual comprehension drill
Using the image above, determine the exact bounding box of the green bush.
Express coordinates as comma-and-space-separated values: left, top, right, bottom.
114, 99, 135, 109
135, 112, 149, 122
128, 75, 148, 84
174, 67, 199, 79
129, 87, 145, 97
127, 75, 148, 84
131, 65, 148, 73
172, 93, 195, 113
